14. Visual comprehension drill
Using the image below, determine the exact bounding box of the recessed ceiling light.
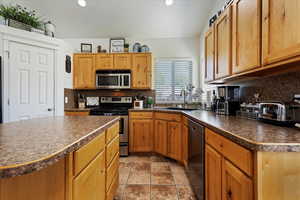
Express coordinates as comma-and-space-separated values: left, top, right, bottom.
78, 0, 87, 7
165, 0, 174, 6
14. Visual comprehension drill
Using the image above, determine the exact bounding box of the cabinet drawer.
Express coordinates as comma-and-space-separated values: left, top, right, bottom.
155, 112, 181, 122
205, 128, 253, 176
130, 112, 153, 119
106, 173, 119, 200
106, 136, 120, 167
74, 132, 105, 175
106, 153, 119, 191
73, 151, 105, 200
106, 122, 120, 144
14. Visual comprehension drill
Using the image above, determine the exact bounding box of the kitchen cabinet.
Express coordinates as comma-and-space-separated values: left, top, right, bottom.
214, 7, 232, 79
232, 0, 261, 74
205, 145, 222, 200
95, 54, 114, 70
205, 128, 253, 200
262, 0, 300, 66
129, 119, 154, 152
154, 120, 168, 156
205, 27, 215, 82
132, 53, 152, 89
73, 151, 105, 200
222, 159, 252, 200
167, 121, 182, 161
114, 54, 132, 69
73, 54, 95, 89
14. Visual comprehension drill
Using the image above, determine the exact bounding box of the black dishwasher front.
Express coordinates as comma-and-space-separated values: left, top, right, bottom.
187, 119, 205, 200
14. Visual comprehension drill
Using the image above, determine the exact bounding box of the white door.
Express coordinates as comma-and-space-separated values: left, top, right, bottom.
9, 42, 54, 121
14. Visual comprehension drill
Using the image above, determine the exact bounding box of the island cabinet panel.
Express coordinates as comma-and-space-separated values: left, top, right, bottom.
131, 53, 152, 89
129, 119, 154, 152
222, 159, 252, 200
154, 120, 168, 156
232, 0, 261, 74
95, 54, 114, 70
214, 7, 232, 79
205, 145, 222, 200
73, 151, 105, 200
205, 27, 215, 82
0, 159, 66, 200
114, 54, 132, 69
262, 0, 300, 66
167, 121, 182, 161
74, 132, 105, 175
106, 136, 120, 167
73, 54, 95, 89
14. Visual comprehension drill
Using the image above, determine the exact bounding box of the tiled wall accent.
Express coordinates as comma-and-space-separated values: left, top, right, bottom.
64, 89, 155, 108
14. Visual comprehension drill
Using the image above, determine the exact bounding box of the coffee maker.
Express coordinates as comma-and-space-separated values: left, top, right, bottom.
216, 86, 240, 115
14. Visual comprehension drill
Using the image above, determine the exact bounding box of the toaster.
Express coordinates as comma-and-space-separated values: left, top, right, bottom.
258, 102, 300, 125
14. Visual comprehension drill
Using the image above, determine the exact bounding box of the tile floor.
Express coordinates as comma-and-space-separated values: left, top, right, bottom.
115, 154, 197, 200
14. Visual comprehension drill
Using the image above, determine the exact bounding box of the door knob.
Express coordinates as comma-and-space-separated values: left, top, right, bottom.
48, 108, 53, 112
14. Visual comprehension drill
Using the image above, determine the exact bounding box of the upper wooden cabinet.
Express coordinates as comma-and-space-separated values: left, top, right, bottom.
95, 54, 114, 70
114, 54, 132, 70
262, 0, 300, 66
205, 27, 215, 82
214, 7, 232, 79
73, 54, 95, 89
232, 0, 261, 74
132, 53, 152, 89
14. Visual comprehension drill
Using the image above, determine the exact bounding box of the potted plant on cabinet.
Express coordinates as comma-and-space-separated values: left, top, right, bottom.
0, 4, 43, 32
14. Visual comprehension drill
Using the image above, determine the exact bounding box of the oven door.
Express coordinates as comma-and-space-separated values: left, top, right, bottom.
96, 74, 121, 89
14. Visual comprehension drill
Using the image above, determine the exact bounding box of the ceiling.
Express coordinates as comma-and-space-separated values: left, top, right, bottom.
7, 0, 216, 38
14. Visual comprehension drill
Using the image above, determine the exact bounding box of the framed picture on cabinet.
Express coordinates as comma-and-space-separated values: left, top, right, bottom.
110, 38, 125, 53
81, 43, 92, 53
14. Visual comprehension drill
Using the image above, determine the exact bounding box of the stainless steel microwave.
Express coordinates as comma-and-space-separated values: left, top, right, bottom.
96, 70, 131, 89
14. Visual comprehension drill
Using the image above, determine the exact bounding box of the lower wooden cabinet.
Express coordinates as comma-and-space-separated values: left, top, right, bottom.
73, 151, 105, 200
205, 145, 222, 200
167, 122, 182, 161
154, 120, 168, 156
222, 159, 252, 200
129, 119, 153, 152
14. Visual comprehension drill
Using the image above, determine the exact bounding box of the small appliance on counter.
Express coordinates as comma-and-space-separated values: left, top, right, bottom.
216, 86, 240, 115
258, 101, 300, 126
134, 100, 144, 109
86, 97, 100, 107
237, 103, 260, 120
78, 94, 86, 109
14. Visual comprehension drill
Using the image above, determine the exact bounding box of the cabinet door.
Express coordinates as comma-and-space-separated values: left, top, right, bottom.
73, 151, 105, 200
167, 122, 182, 161
73, 54, 95, 89
129, 119, 153, 152
262, 0, 300, 65
182, 124, 189, 166
215, 7, 232, 79
95, 54, 114, 70
132, 54, 152, 89
222, 159, 252, 200
154, 120, 168, 156
114, 54, 132, 69
205, 27, 215, 82
232, 0, 261, 74
205, 145, 222, 200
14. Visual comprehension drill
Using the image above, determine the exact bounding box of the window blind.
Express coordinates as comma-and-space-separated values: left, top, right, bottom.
155, 59, 193, 103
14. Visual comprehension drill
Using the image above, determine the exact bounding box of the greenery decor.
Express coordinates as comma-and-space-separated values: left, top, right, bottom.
0, 4, 42, 29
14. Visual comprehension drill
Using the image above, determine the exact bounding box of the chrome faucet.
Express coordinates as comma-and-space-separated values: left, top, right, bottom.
180, 89, 188, 108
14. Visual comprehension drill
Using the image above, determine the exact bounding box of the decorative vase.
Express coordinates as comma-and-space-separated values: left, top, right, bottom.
45, 21, 56, 37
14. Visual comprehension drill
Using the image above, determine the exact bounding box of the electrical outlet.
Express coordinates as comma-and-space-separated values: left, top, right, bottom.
65, 97, 68, 104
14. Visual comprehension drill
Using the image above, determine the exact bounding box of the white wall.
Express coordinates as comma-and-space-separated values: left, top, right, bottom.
64, 36, 201, 89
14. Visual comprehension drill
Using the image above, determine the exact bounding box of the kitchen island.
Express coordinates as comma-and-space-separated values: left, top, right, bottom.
0, 116, 120, 200
130, 109, 300, 200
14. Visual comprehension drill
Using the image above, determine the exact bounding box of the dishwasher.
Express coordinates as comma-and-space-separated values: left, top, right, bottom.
187, 119, 205, 200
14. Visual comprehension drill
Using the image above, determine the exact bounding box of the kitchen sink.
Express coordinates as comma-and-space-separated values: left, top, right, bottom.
165, 107, 199, 111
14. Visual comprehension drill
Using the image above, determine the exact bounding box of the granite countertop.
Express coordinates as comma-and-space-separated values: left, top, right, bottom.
64, 108, 92, 112
0, 116, 119, 178
130, 108, 300, 152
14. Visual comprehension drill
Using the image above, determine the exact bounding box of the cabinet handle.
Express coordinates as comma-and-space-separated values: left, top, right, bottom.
227, 190, 232, 200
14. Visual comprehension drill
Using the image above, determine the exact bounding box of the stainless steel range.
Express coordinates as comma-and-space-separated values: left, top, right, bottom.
89, 96, 133, 156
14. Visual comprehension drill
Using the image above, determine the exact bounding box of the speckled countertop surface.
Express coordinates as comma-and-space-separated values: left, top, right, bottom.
130, 108, 300, 152
0, 116, 119, 178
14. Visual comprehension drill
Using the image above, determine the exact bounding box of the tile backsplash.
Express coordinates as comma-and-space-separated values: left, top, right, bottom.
64, 89, 155, 108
